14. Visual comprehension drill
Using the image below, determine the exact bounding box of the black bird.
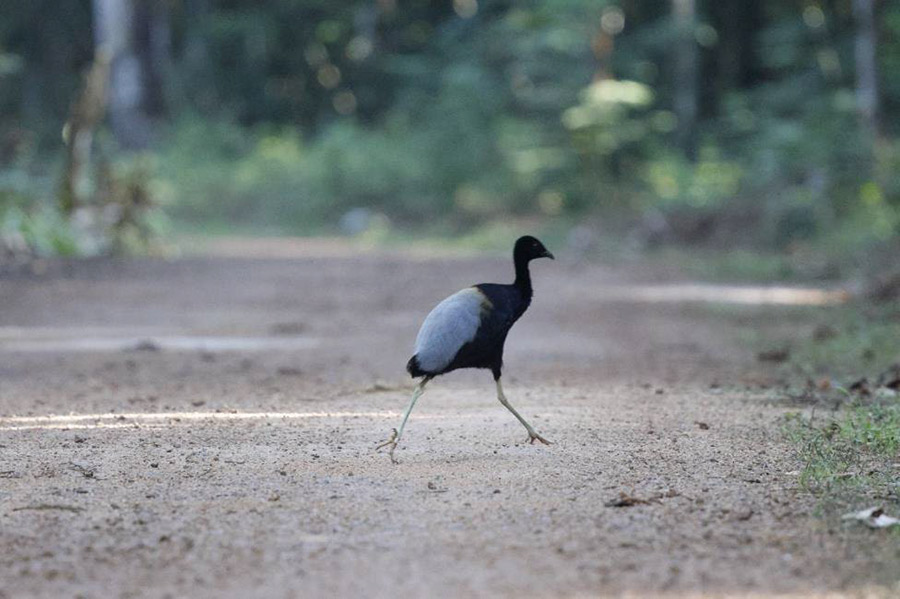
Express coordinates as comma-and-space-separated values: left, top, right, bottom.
377, 235, 555, 462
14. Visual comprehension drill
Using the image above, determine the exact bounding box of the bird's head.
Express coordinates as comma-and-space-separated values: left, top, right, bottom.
514, 235, 555, 263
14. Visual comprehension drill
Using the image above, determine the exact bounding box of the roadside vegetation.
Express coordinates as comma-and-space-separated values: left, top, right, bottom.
783, 395, 899, 527
779, 302, 900, 519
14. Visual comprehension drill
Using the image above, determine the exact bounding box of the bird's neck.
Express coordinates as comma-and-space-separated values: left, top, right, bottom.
513, 257, 533, 301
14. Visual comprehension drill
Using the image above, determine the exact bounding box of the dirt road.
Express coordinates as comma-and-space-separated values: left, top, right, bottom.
0, 240, 895, 598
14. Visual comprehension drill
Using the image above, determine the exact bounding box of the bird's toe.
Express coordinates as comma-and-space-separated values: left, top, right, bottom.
528, 432, 551, 445
375, 428, 399, 452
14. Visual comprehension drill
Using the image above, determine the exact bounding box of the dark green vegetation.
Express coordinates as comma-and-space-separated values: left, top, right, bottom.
1, 0, 900, 266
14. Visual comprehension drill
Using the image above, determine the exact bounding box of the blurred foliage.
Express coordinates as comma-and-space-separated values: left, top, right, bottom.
2, 0, 900, 268
787, 303, 900, 381
0, 151, 167, 259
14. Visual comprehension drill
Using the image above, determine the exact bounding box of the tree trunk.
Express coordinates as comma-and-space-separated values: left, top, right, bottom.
852, 0, 880, 141
672, 0, 698, 159
60, 53, 111, 214
182, 0, 212, 107
93, 0, 165, 149
135, 0, 172, 117
711, 0, 763, 90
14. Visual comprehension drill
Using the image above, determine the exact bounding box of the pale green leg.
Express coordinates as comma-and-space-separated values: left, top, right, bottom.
376, 377, 430, 463
496, 378, 551, 445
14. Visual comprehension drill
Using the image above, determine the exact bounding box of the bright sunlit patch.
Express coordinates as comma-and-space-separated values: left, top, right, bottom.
600, 7, 625, 35
0, 331, 319, 353
601, 284, 848, 306
453, 0, 477, 19
803, 5, 826, 29
0, 410, 440, 431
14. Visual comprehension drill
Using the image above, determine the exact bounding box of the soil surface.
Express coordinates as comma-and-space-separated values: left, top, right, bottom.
0, 239, 896, 598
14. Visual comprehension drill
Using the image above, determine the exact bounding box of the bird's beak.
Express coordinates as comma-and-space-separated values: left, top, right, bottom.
543, 250, 555, 260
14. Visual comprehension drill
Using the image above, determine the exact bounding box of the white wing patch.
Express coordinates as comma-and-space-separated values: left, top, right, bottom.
414, 287, 491, 373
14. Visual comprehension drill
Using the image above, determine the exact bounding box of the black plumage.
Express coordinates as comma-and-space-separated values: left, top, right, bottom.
407, 283, 528, 379
378, 235, 554, 462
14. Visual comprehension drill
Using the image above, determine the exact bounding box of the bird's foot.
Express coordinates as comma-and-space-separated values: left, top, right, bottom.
375, 428, 400, 464
526, 429, 551, 445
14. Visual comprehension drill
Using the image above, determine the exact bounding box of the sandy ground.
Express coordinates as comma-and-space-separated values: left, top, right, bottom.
0, 240, 897, 598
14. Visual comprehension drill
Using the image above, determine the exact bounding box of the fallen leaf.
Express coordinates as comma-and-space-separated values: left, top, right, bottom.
848, 378, 871, 396
276, 367, 303, 377
812, 324, 838, 341
605, 493, 651, 508
816, 378, 833, 391
757, 348, 790, 363
604, 490, 679, 508
604, 489, 679, 507
132, 339, 160, 352
842, 507, 900, 529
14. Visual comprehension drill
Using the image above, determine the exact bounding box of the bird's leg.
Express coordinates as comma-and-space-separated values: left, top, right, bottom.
495, 378, 551, 445
376, 378, 430, 463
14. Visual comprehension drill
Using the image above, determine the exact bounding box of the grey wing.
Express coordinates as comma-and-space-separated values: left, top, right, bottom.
413, 287, 487, 373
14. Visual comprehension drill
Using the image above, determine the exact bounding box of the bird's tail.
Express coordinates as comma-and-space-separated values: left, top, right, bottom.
406, 355, 426, 378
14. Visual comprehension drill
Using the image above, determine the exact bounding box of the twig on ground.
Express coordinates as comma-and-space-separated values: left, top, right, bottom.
12, 504, 84, 513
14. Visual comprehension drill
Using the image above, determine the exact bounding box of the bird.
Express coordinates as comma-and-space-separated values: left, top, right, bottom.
377, 235, 555, 463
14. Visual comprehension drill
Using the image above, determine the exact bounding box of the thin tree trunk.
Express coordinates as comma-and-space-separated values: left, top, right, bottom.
712, 0, 762, 90
60, 53, 111, 214
672, 0, 698, 159
182, 0, 212, 107
135, 0, 171, 117
93, 0, 155, 149
852, 0, 880, 141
